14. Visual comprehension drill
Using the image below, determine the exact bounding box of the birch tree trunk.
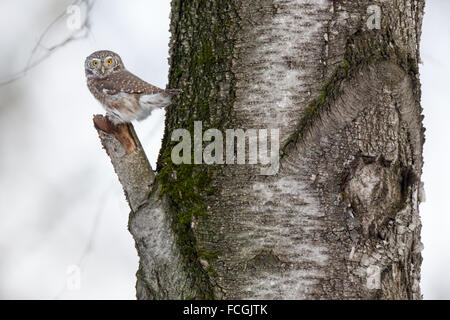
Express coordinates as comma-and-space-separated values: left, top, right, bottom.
95, 0, 425, 299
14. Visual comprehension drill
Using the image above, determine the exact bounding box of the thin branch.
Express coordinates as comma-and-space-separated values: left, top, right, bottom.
0, 0, 94, 87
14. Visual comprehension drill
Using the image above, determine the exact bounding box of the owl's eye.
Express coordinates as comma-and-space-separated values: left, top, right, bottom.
92, 60, 98, 66
106, 59, 112, 65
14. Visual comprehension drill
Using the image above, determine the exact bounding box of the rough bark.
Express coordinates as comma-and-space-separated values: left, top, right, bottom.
95, 0, 425, 299
93, 115, 212, 299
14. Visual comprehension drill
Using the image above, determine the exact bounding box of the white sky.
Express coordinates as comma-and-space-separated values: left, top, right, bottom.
0, 0, 447, 299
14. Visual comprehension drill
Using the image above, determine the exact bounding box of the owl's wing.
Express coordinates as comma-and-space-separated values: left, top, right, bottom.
95, 70, 165, 96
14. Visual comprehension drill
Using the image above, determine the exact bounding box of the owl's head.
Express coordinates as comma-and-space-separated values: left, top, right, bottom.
85, 50, 125, 78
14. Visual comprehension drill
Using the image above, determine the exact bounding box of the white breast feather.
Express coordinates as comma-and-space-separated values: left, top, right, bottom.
104, 91, 139, 123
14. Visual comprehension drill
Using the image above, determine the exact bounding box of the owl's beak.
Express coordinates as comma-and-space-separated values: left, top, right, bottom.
101, 66, 105, 74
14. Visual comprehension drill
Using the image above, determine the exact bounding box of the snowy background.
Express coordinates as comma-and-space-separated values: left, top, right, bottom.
0, 0, 448, 299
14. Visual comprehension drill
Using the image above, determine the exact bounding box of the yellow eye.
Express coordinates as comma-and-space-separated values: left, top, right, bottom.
93, 60, 98, 66
106, 59, 112, 65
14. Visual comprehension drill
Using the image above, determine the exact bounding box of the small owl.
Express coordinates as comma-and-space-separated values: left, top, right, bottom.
85, 50, 182, 124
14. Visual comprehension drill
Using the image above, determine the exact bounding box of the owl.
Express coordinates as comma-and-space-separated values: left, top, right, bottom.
85, 50, 182, 124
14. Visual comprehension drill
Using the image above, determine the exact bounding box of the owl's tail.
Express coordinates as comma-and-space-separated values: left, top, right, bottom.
165, 88, 183, 96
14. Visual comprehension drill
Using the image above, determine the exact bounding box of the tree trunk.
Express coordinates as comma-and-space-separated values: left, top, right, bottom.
95, 0, 425, 299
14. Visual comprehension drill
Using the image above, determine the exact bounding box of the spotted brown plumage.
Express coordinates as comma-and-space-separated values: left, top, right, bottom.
85, 50, 182, 124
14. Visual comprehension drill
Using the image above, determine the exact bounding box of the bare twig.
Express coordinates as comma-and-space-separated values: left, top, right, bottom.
0, 0, 94, 86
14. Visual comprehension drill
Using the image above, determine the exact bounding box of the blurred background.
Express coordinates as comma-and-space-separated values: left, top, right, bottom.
0, 0, 448, 299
